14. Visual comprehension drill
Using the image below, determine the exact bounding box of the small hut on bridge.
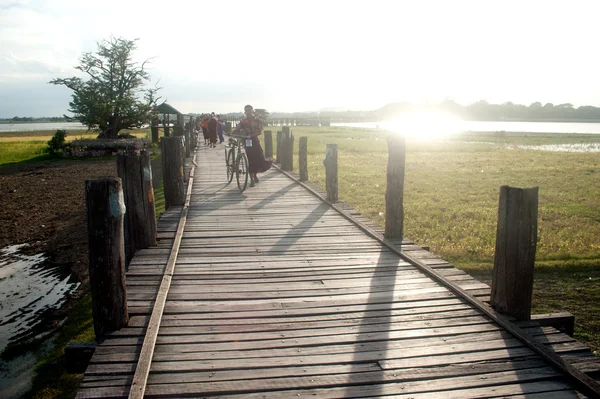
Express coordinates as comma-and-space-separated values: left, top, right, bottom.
152, 102, 184, 141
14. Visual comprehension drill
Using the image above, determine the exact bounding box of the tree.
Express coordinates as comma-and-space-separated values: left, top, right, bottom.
50, 37, 161, 139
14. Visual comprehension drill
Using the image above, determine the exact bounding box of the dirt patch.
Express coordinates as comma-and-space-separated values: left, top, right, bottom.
0, 160, 118, 321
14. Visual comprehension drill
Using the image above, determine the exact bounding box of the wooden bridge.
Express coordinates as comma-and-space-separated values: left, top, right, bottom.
77, 144, 600, 398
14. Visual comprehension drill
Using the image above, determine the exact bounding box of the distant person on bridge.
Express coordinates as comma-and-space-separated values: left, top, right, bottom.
217, 115, 225, 144
233, 104, 272, 187
201, 115, 209, 145
207, 113, 218, 147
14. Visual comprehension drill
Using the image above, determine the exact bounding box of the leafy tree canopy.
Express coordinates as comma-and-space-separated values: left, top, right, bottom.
50, 37, 161, 139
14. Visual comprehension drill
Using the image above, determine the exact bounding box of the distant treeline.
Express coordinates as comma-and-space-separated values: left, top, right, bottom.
0, 116, 68, 123
378, 100, 600, 122
270, 101, 600, 122
10, 100, 600, 123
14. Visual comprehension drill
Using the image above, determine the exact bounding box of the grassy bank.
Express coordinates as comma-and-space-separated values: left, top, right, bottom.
267, 126, 600, 352
0, 129, 150, 165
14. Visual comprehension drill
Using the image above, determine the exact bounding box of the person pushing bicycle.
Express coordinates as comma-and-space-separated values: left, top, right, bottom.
232, 104, 272, 186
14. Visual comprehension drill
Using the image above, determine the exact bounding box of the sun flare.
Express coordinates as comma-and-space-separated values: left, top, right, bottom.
380, 111, 462, 140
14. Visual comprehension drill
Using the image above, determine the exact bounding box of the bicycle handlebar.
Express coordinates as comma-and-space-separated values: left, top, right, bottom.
229, 134, 248, 140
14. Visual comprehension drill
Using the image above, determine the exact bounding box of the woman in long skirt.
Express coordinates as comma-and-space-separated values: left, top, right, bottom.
232, 105, 272, 186
201, 116, 209, 145
207, 114, 218, 147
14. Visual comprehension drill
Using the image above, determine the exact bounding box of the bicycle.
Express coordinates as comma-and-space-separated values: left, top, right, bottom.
224, 135, 251, 192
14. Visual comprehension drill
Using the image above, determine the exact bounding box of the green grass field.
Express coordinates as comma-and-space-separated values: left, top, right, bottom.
270, 127, 600, 266
0, 129, 150, 165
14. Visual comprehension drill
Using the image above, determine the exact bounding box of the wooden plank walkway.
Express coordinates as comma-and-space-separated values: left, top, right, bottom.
77, 143, 600, 398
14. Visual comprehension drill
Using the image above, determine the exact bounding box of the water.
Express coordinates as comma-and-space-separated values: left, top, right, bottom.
331, 120, 600, 134
0, 244, 79, 353
0, 122, 88, 132
0, 244, 79, 399
514, 143, 600, 152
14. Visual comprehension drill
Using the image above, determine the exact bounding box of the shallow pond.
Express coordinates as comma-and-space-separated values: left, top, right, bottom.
0, 244, 79, 398
514, 143, 600, 152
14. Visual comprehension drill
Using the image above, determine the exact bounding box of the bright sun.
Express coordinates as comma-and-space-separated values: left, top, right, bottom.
379, 111, 463, 140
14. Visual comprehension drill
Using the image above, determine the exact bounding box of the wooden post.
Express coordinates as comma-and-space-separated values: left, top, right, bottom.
385, 135, 406, 239
299, 136, 308, 181
116, 152, 140, 264
85, 177, 128, 341
264, 130, 273, 159
323, 144, 338, 202
151, 120, 159, 144
116, 150, 157, 263
161, 136, 186, 209
491, 186, 539, 321
139, 150, 157, 247
282, 127, 294, 171
276, 130, 283, 164
175, 114, 184, 136
281, 127, 290, 169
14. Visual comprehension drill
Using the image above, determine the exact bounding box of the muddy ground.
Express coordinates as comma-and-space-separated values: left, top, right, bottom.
0, 160, 118, 329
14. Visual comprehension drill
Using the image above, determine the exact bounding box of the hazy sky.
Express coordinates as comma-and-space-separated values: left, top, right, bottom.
1, 0, 599, 117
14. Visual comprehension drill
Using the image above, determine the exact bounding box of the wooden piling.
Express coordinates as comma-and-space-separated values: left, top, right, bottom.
85, 177, 128, 341
264, 130, 273, 159
175, 114, 184, 136
299, 136, 308, 181
324, 144, 338, 202
151, 120, 159, 144
282, 127, 294, 171
491, 185, 539, 321
276, 131, 283, 164
385, 135, 406, 239
139, 150, 157, 247
117, 152, 141, 263
161, 136, 186, 209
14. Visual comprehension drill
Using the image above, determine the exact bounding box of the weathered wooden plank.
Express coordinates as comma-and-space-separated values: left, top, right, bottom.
78, 367, 565, 398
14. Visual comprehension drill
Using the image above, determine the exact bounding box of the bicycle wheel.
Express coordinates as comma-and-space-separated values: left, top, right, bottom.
226, 148, 235, 183
236, 152, 249, 192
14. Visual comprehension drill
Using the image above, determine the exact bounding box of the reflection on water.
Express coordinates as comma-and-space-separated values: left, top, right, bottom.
0, 244, 79, 399
0, 122, 88, 132
513, 143, 600, 152
0, 244, 79, 353
332, 120, 600, 135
